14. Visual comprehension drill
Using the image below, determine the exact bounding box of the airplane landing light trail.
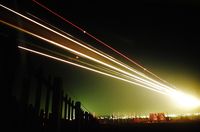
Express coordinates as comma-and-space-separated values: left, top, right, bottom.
32, 0, 175, 88
1, 3, 200, 109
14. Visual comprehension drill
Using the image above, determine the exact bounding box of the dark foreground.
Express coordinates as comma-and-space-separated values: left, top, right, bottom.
98, 122, 200, 132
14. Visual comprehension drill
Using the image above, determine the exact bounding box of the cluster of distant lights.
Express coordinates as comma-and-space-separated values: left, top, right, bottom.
98, 112, 200, 120
1, 2, 200, 110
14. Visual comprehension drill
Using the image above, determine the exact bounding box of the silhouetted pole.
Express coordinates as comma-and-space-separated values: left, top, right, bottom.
51, 77, 62, 132
20, 54, 32, 106
85, 112, 89, 121
20, 76, 31, 105
68, 97, 71, 120
75, 102, 81, 120
71, 100, 74, 120
35, 67, 43, 115
60, 90, 64, 120
64, 94, 68, 120
75, 101, 82, 132
45, 75, 52, 119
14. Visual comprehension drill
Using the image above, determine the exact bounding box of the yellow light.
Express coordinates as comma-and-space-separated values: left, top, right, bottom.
171, 90, 200, 109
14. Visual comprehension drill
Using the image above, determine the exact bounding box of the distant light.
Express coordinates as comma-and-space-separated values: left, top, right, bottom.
171, 90, 200, 109
166, 114, 178, 118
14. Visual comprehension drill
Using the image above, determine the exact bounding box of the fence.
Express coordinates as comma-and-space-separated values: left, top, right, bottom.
7, 66, 98, 132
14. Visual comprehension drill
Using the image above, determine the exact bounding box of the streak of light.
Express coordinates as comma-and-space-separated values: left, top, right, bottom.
21, 41, 143, 83
0, 5, 173, 94
1, 4, 200, 108
0, 19, 169, 94
18, 45, 170, 96
30, 1, 177, 92
26, 12, 117, 61
26, 12, 75, 38
32, 0, 174, 88
19, 46, 200, 109
25, 12, 174, 92
33, 43, 174, 95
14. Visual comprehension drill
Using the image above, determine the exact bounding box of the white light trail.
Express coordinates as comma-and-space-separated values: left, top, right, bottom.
19, 46, 200, 109
31, 0, 179, 91
18, 46, 170, 96
0, 4, 176, 93
1, 4, 200, 108
1, 18, 169, 94
0, 7, 172, 95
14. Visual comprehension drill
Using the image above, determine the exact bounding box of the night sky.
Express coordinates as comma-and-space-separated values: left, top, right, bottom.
2, 0, 200, 115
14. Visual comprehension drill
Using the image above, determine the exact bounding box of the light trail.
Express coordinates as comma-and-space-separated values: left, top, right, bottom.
25, 12, 175, 92
26, 12, 118, 61
19, 41, 146, 84
26, 12, 75, 38
1, 18, 173, 96
18, 46, 200, 108
18, 45, 170, 96
0, 19, 166, 93
8, 20, 175, 92
1, 4, 199, 108
0, 4, 175, 94
32, 0, 174, 87
30, 1, 178, 92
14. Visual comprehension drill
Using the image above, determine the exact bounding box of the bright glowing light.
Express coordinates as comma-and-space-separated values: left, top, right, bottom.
1, 4, 200, 110
171, 90, 200, 108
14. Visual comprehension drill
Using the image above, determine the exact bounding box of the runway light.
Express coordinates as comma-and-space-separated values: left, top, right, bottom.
171, 90, 200, 109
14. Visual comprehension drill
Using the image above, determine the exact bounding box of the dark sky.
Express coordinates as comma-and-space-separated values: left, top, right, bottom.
2, 0, 200, 115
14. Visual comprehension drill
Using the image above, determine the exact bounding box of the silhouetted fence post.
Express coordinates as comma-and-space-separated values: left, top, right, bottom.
84, 111, 89, 126
75, 101, 82, 120
68, 97, 71, 120
71, 100, 74, 120
35, 67, 43, 116
45, 75, 51, 120
63, 94, 68, 120
20, 76, 31, 106
51, 77, 62, 132
75, 101, 82, 132
20, 65, 31, 107
60, 90, 64, 120
71, 100, 75, 120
